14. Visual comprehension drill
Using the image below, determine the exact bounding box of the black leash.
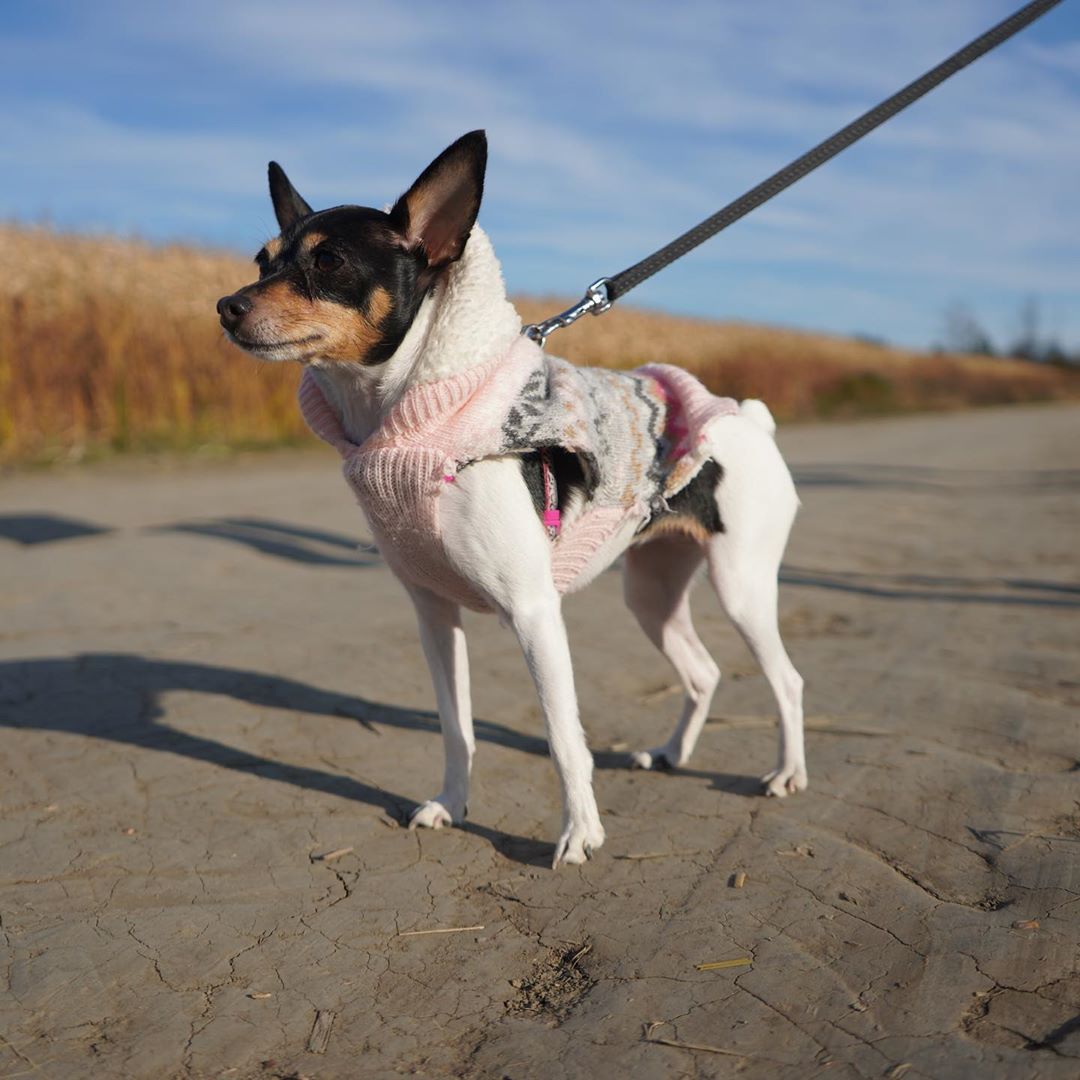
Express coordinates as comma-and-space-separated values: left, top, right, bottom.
523, 0, 1064, 347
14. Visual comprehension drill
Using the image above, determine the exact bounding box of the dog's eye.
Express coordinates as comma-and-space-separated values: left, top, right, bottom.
314, 249, 342, 272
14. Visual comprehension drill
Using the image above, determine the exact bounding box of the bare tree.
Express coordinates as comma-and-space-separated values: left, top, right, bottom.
941, 301, 995, 356
1010, 295, 1042, 361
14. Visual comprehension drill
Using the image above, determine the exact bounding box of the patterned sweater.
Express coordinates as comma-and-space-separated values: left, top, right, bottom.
299, 332, 738, 612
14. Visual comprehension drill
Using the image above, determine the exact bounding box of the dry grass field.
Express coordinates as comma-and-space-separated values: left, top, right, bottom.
2, 224, 1076, 464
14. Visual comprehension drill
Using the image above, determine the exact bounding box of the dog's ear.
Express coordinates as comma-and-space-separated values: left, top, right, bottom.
390, 130, 487, 268
268, 162, 313, 231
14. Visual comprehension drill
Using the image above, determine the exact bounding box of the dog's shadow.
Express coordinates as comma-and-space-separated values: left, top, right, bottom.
0, 653, 552, 865
0, 653, 761, 866
150, 517, 379, 569
590, 750, 764, 797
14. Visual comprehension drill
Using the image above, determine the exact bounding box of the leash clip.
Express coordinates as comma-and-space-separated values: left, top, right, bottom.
522, 278, 612, 348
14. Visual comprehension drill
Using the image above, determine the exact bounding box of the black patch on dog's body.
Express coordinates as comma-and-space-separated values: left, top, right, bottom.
518, 449, 588, 521
520, 453, 545, 512
665, 460, 724, 533
638, 459, 725, 541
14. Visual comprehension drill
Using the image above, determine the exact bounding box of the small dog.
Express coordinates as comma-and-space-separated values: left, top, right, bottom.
218, 131, 805, 867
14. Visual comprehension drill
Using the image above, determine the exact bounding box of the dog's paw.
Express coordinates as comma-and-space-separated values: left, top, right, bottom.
761, 766, 808, 797
408, 798, 462, 830
630, 747, 677, 771
552, 819, 606, 868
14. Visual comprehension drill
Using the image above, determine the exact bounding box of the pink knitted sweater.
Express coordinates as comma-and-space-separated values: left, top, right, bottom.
299, 333, 738, 612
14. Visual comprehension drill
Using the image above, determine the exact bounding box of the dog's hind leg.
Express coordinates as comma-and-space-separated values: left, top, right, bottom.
624, 535, 720, 771
406, 585, 474, 829
703, 424, 805, 795
708, 546, 805, 795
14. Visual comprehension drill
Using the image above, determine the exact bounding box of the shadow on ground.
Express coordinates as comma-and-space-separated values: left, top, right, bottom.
791, 463, 1080, 492
152, 517, 379, 567
0, 654, 762, 863
0, 653, 565, 864
0, 513, 110, 545
780, 565, 1080, 608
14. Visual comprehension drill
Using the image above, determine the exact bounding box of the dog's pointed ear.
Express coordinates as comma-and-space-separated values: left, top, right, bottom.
268, 161, 313, 231
390, 130, 487, 268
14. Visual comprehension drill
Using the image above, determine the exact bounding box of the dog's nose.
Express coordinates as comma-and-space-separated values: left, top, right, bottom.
217, 293, 252, 327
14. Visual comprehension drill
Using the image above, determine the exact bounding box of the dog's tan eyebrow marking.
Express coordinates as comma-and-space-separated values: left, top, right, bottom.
300, 232, 327, 253
264, 237, 283, 260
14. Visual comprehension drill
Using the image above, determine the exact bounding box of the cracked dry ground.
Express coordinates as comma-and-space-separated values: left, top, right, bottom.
2, 402, 1078, 1080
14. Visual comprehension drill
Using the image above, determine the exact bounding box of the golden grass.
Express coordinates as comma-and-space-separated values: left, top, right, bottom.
0, 225, 305, 464
1, 224, 1076, 464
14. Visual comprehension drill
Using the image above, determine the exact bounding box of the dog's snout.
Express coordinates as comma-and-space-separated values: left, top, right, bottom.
217, 293, 253, 327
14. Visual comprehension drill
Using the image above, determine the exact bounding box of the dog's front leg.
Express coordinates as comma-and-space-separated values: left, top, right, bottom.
406, 585, 474, 830
509, 591, 605, 867
440, 457, 604, 867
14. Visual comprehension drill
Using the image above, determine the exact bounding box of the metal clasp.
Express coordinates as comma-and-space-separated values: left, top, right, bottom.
522, 278, 612, 348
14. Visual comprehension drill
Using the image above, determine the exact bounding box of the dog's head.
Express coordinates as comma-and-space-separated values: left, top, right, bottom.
217, 130, 487, 365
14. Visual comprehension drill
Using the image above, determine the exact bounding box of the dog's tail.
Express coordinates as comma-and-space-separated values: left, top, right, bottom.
738, 398, 776, 437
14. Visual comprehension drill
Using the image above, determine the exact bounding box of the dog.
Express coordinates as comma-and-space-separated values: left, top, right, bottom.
217, 131, 805, 867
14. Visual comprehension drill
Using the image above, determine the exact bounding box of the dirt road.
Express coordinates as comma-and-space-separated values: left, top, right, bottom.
2, 403, 1078, 1079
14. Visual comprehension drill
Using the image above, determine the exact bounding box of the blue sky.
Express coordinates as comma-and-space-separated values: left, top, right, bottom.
2, 0, 1078, 350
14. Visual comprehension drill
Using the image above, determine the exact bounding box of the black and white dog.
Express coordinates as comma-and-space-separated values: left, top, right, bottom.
218, 131, 805, 867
